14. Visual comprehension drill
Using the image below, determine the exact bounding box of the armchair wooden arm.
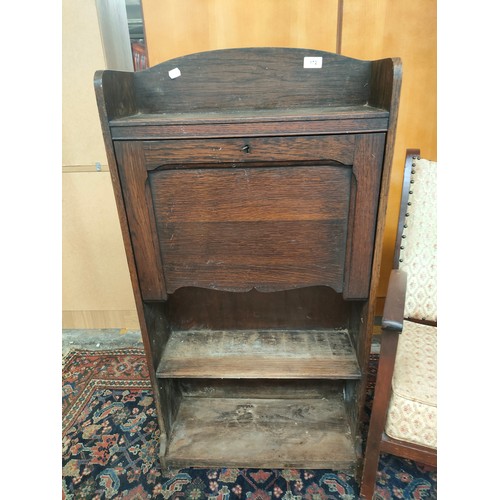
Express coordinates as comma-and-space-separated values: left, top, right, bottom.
360, 269, 407, 498
381, 269, 407, 332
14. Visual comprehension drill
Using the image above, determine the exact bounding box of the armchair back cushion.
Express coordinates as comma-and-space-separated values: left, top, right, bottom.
399, 158, 437, 322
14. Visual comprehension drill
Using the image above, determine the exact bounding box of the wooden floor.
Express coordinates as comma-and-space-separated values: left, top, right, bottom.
156, 329, 361, 379
163, 389, 357, 469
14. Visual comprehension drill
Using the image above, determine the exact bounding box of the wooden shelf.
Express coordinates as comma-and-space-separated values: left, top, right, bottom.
162, 390, 357, 469
109, 105, 389, 127
156, 329, 361, 379
108, 105, 389, 140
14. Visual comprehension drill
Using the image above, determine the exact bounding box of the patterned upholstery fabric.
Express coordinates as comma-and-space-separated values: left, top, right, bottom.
398, 158, 437, 322
384, 156, 437, 449
385, 320, 437, 448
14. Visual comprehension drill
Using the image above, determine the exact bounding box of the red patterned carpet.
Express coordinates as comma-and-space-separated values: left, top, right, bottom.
62, 348, 437, 499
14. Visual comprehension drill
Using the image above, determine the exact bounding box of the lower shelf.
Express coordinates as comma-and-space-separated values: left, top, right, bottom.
161, 390, 357, 469
156, 329, 361, 379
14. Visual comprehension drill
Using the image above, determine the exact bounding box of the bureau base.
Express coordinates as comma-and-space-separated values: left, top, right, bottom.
160, 387, 357, 470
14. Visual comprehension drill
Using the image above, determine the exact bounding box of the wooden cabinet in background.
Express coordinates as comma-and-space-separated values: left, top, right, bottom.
95, 48, 401, 473
131, 41, 148, 71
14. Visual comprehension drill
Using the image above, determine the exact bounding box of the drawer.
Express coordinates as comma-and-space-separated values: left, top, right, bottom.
143, 135, 355, 169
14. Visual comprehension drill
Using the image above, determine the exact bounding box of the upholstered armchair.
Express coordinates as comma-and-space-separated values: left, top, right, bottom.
360, 149, 437, 499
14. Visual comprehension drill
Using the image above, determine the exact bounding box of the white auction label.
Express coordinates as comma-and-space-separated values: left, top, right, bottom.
168, 67, 181, 79
303, 57, 323, 69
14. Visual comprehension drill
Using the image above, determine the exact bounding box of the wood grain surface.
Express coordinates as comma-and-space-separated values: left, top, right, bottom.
110, 114, 389, 141
343, 133, 385, 299
156, 329, 361, 379
133, 48, 371, 113
143, 135, 355, 168
151, 165, 351, 293
179, 379, 343, 399
166, 287, 350, 331
114, 141, 167, 300
162, 392, 356, 469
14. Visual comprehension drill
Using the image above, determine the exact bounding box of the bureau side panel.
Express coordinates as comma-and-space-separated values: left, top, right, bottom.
114, 141, 168, 300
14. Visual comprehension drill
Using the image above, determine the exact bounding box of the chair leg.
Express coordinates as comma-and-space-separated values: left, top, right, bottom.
360, 330, 400, 499
360, 393, 386, 499
360, 432, 382, 499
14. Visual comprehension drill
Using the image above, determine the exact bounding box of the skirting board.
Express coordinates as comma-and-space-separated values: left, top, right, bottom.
62, 310, 139, 329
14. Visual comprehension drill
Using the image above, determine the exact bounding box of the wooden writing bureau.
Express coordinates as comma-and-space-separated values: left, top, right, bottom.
95, 48, 401, 473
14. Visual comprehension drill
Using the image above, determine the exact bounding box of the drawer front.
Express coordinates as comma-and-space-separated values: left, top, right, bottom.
143, 135, 355, 169
150, 165, 351, 294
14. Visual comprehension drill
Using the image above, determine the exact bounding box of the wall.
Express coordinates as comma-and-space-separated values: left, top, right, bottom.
340, 0, 437, 296
62, 0, 138, 328
143, 0, 340, 65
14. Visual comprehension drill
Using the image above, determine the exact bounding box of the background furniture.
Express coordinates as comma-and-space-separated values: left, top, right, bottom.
360, 149, 437, 498
95, 48, 401, 473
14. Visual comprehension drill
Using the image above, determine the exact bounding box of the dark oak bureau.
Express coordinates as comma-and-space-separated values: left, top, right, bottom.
95, 48, 401, 473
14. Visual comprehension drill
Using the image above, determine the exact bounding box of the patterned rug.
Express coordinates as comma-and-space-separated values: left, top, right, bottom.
62, 348, 437, 499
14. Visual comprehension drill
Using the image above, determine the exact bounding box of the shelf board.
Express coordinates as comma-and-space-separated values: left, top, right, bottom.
108, 105, 389, 140
109, 105, 389, 127
156, 329, 361, 379
162, 391, 357, 469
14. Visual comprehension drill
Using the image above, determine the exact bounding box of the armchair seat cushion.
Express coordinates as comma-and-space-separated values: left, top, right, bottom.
385, 320, 437, 448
